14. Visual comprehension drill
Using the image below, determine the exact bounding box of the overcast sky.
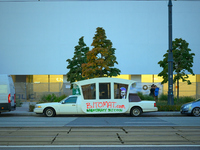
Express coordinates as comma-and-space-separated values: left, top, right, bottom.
0, 0, 199, 75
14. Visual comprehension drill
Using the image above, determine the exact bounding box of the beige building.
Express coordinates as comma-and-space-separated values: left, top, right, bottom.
12, 74, 200, 102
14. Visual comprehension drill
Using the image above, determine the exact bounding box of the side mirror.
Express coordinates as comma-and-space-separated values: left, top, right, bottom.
61, 101, 65, 104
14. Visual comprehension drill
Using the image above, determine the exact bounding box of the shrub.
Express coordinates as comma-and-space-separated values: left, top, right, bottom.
157, 105, 181, 111
174, 96, 195, 105
54, 94, 68, 102
39, 94, 68, 103
157, 95, 195, 111
158, 94, 195, 105
40, 93, 57, 103
16, 99, 23, 107
29, 104, 35, 112
158, 94, 168, 101
156, 100, 167, 106
137, 92, 154, 100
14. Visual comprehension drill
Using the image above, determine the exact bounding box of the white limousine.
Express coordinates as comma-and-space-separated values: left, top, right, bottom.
34, 77, 158, 117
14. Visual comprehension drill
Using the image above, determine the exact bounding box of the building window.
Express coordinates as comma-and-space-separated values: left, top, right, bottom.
114, 83, 128, 99
99, 83, 111, 99
81, 83, 96, 99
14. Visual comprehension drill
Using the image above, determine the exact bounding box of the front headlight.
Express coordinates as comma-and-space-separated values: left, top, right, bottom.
184, 104, 192, 110
36, 105, 42, 108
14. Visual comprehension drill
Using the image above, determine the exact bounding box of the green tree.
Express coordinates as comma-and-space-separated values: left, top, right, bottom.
66, 36, 89, 88
158, 38, 195, 101
82, 27, 121, 79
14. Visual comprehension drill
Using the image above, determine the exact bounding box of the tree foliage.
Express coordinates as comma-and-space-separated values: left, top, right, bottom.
158, 38, 195, 99
82, 27, 121, 79
66, 36, 89, 87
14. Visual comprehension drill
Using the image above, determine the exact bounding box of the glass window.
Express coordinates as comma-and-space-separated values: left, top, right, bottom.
64, 97, 77, 103
81, 83, 96, 99
99, 83, 111, 99
114, 83, 128, 99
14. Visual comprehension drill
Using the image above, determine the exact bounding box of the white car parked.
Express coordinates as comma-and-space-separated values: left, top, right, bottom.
34, 77, 158, 117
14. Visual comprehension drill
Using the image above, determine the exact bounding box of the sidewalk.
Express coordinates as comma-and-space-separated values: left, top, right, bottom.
2, 102, 37, 116
2, 102, 182, 117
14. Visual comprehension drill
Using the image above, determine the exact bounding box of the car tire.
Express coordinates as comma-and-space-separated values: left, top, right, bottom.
130, 107, 142, 117
192, 107, 200, 117
44, 108, 56, 117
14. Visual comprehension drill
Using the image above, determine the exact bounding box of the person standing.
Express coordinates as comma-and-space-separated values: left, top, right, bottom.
149, 84, 155, 97
154, 85, 159, 101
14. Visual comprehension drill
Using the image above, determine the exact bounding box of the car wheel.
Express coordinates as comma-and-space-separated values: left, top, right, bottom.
192, 107, 200, 117
44, 108, 56, 117
130, 107, 142, 117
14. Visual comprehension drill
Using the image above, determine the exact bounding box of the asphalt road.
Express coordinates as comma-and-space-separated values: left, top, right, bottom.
1, 105, 200, 149
0, 126, 200, 147
0, 116, 200, 127
0, 116, 200, 149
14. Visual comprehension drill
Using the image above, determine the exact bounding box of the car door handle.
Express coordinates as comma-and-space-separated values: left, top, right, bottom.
72, 105, 76, 106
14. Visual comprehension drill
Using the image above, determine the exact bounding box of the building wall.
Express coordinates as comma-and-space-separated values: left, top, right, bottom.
32, 75, 64, 93
131, 75, 141, 82
121, 74, 197, 98
13, 74, 200, 101
113, 74, 131, 80
197, 75, 200, 82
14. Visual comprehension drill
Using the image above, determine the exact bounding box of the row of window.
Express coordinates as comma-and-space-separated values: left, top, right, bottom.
81, 83, 128, 100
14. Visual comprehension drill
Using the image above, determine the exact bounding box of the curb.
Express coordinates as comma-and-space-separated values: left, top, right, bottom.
1, 111, 182, 117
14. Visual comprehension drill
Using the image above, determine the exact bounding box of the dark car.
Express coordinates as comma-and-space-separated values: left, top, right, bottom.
180, 99, 200, 116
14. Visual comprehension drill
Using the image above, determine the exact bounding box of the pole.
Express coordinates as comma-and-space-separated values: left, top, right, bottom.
168, 0, 174, 105
24, 82, 27, 102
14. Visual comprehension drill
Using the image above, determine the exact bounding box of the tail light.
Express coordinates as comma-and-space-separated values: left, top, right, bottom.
154, 103, 156, 107
8, 94, 11, 103
14, 94, 16, 103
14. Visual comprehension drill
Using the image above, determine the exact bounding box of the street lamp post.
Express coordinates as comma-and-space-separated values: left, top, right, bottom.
168, 0, 174, 105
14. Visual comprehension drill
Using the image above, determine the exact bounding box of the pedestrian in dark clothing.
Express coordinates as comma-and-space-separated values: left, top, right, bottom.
149, 84, 155, 97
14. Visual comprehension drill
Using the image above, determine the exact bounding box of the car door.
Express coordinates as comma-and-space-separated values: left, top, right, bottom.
59, 97, 78, 114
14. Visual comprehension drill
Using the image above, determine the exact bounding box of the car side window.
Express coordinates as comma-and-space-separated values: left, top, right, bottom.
114, 83, 128, 99
81, 83, 96, 100
64, 97, 77, 104
99, 83, 111, 99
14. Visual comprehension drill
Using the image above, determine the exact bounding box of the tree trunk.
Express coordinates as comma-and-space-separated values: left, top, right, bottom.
100, 54, 103, 77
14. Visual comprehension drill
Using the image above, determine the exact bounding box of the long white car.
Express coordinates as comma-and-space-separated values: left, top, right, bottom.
34, 77, 158, 117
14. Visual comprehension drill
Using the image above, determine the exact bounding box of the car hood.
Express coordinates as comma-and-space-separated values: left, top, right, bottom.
182, 101, 192, 106
37, 102, 61, 106
192, 100, 200, 105
181, 100, 199, 107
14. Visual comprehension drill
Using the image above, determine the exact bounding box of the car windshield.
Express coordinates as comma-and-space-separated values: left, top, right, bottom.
60, 96, 77, 104
195, 99, 200, 102
60, 97, 68, 103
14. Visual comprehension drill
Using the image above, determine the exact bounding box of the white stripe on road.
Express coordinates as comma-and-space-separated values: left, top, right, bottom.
0, 145, 200, 148
125, 122, 169, 123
